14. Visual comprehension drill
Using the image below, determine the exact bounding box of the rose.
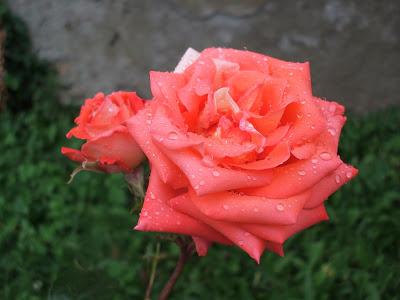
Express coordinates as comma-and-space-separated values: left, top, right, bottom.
128, 48, 358, 262
62, 91, 145, 173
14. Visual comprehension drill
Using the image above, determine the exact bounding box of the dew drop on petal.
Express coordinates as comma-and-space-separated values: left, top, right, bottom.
253, 207, 259, 213
223, 204, 229, 210
244, 232, 250, 237
311, 125, 316, 130
297, 170, 306, 176
238, 240, 244, 246
328, 103, 336, 113
327, 127, 336, 136
345, 171, 353, 178
199, 180, 205, 186
335, 174, 341, 184
276, 203, 285, 212
150, 192, 156, 200
319, 152, 332, 160
297, 113, 303, 119
168, 131, 178, 140
311, 158, 318, 164
212, 170, 220, 177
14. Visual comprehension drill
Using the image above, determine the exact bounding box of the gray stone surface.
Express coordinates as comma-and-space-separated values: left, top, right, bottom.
9, 0, 400, 113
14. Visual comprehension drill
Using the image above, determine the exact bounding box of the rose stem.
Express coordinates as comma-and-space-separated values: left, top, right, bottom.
158, 237, 194, 300
144, 242, 160, 300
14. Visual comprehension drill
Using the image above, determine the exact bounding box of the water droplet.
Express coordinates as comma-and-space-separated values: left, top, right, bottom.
297, 170, 306, 176
311, 158, 318, 164
199, 180, 205, 186
244, 232, 250, 237
328, 103, 336, 113
202, 155, 215, 167
327, 127, 336, 136
168, 131, 178, 140
176, 220, 181, 225
223, 204, 229, 210
150, 192, 156, 200
155, 211, 160, 216
345, 171, 352, 178
319, 152, 332, 160
311, 125, 316, 130
335, 174, 341, 184
190, 174, 196, 179
276, 203, 285, 211
297, 113, 303, 119
146, 119, 152, 125
143, 211, 148, 217
212, 170, 220, 177
253, 207, 259, 213
289, 72, 294, 76
194, 185, 199, 190
306, 113, 312, 118
238, 240, 244, 246
300, 100, 306, 104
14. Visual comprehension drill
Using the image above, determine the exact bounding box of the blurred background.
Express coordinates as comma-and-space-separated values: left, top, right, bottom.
0, 0, 399, 299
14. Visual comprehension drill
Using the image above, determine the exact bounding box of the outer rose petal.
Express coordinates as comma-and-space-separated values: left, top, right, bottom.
150, 71, 186, 128
244, 150, 342, 198
61, 147, 86, 163
174, 48, 200, 73
127, 106, 187, 189
190, 189, 310, 225
268, 57, 312, 97
136, 171, 231, 245
241, 205, 329, 244
81, 131, 144, 171
192, 236, 211, 256
304, 163, 358, 208
170, 193, 266, 263
235, 142, 291, 170
201, 48, 270, 74
156, 146, 273, 196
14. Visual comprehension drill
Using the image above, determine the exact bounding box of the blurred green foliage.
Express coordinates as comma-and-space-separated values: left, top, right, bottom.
0, 2, 399, 299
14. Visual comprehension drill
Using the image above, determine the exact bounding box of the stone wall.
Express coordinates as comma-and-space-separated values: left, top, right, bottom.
9, 0, 400, 113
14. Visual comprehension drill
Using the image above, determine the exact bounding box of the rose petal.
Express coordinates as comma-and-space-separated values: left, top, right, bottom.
268, 58, 312, 97
201, 48, 270, 74
174, 48, 200, 73
282, 98, 326, 147
190, 189, 310, 225
156, 146, 273, 196
127, 106, 187, 189
192, 236, 212, 256
291, 142, 316, 160
61, 147, 86, 163
136, 171, 231, 244
150, 71, 186, 128
244, 150, 342, 198
170, 193, 266, 263
235, 142, 290, 170
242, 204, 329, 243
81, 131, 144, 171
304, 163, 358, 208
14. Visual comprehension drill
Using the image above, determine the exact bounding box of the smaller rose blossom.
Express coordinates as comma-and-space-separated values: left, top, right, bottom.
62, 91, 145, 173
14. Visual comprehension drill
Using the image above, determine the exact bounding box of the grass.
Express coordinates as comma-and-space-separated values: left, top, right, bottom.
0, 3, 399, 299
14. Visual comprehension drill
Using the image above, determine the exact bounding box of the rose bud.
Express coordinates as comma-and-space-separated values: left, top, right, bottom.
62, 91, 145, 173
128, 48, 358, 262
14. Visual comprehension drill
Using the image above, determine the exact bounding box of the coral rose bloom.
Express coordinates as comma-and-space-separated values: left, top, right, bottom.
62, 91, 145, 173
128, 48, 358, 262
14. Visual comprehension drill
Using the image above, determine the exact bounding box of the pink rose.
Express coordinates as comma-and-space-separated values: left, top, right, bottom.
128, 48, 358, 262
62, 91, 145, 173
